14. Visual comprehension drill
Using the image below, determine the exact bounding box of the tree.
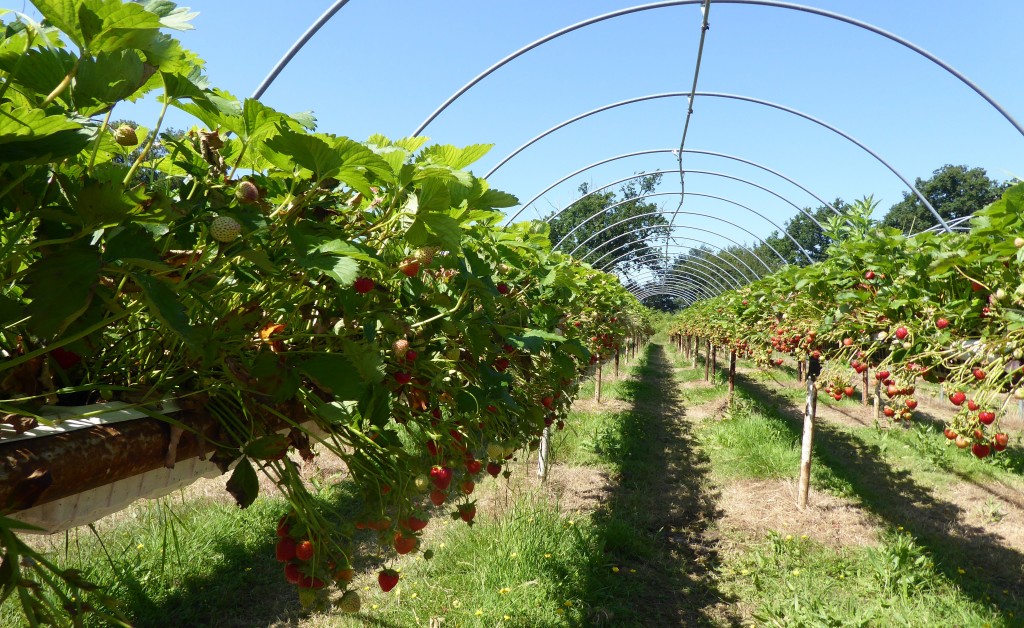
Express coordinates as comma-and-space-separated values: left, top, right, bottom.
547, 173, 669, 272
881, 164, 1009, 233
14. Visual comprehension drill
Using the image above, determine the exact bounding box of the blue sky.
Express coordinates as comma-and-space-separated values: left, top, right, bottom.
16, 1, 1024, 268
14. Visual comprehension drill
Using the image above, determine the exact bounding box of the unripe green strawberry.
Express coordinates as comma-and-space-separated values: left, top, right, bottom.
235, 180, 260, 205
114, 124, 138, 147
414, 247, 438, 265
210, 216, 241, 242
338, 590, 361, 613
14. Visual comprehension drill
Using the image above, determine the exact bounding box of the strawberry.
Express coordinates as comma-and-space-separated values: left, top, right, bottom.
843, 386, 855, 397
936, 317, 950, 329
429, 466, 452, 490
50, 347, 81, 369
113, 124, 138, 147
895, 326, 909, 340
949, 391, 967, 406
335, 567, 355, 582
402, 516, 429, 532
973, 368, 986, 380
353, 277, 375, 294
406, 349, 418, 362
338, 590, 361, 613
993, 433, 1009, 451
399, 258, 420, 277
496, 282, 510, 295
378, 569, 400, 592
864, 270, 875, 280
905, 399, 918, 410
276, 516, 291, 538
284, 563, 302, 585
393, 532, 417, 555
465, 458, 482, 474
943, 427, 957, 440
210, 216, 241, 242
883, 407, 895, 417
486, 462, 501, 477
392, 338, 410, 358
458, 503, 476, 524
967, 399, 980, 411
972, 443, 991, 458
235, 180, 260, 204
541, 396, 554, 408
295, 540, 314, 562
395, 371, 412, 385
460, 479, 475, 495
430, 489, 447, 506
276, 537, 297, 562
494, 357, 510, 372
298, 575, 326, 589
978, 411, 996, 425
426, 440, 440, 457
414, 247, 437, 265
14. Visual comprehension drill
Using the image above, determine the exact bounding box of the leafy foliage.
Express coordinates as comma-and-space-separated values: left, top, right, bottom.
881, 164, 1009, 233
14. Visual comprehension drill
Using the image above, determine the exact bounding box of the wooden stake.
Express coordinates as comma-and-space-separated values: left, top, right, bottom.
797, 359, 819, 510
537, 426, 551, 480
614, 350, 620, 379
862, 368, 870, 406
711, 345, 717, 381
704, 340, 711, 381
595, 358, 603, 402
729, 349, 737, 397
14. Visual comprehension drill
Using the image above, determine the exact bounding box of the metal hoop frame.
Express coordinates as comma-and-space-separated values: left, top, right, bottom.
585, 232, 763, 283
608, 253, 741, 291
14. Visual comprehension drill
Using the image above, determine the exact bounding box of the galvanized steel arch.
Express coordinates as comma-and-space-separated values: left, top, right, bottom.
614, 262, 739, 296
603, 246, 755, 286
600, 250, 744, 291
566, 209, 768, 278
511, 147, 838, 224
631, 275, 719, 301
634, 286, 699, 305
585, 232, 761, 284
573, 191, 801, 265
412, 0, 1022, 142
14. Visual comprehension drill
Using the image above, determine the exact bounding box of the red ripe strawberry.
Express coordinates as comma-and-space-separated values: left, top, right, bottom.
458, 504, 476, 523
544, 414, 554, 427
276, 537, 297, 562
426, 440, 440, 457
494, 357, 510, 372
496, 282, 510, 295
460, 479, 475, 495
936, 318, 949, 329
843, 338, 854, 347
486, 461, 502, 477
541, 396, 554, 409
429, 489, 447, 506
883, 407, 895, 417
486, 404, 498, 413
402, 516, 429, 532
843, 386, 855, 397
430, 466, 453, 490
353, 277, 375, 294
973, 368, 986, 380
895, 326, 909, 340
399, 258, 421, 277
993, 433, 1009, 451
284, 563, 302, 585
395, 371, 412, 385
276, 516, 291, 538
406, 349, 418, 362
972, 443, 991, 458
50, 347, 81, 369
876, 370, 891, 381
905, 399, 918, 410
393, 532, 417, 555
981, 306, 991, 319
465, 458, 482, 474
970, 280, 985, 292
556, 420, 565, 430
864, 270, 875, 280
949, 391, 967, 406
295, 540, 314, 561
967, 399, 980, 411
943, 427, 957, 440
978, 411, 996, 425
378, 569, 400, 592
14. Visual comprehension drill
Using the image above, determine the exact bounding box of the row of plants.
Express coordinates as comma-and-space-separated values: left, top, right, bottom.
0, 2, 652, 624
670, 189, 1024, 458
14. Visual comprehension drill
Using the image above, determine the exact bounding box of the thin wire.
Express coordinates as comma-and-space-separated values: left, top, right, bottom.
665, 0, 713, 285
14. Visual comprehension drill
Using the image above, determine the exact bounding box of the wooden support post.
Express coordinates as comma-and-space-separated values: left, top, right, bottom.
614, 349, 620, 379
798, 357, 820, 510
872, 377, 881, 420
537, 426, 551, 481
711, 345, 717, 382
595, 358, 603, 402
798, 359, 804, 383
693, 337, 699, 369
729, 349, 737, 398
862, 368, 870, 406
704, 340, 711, 381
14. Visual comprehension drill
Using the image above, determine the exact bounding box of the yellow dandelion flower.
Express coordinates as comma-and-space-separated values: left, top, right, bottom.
790, 569, 801, 576
544, 553, 552, 558
372, 604, 379, 610
556, 609, 564, 615
137, 544, 144, 550
564, 601, 573, 607
411, 593, 418, 599
957, 568, 966, 574
499, 587, 511, 594
504, 615, 511, 620
475, 609, 484, 616
612, 566, 620, 573
510, 552, 518, 558
629, 569, 636, 573
785, 535, 793, 541
452, 599, 462, 608
568, 520, 575, 526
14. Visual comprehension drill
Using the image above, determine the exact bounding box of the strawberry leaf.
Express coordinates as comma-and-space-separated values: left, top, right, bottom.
225, 458, 259, 509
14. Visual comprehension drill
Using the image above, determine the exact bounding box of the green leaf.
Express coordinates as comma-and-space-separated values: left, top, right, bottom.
296, 253, 359, 285
419, 212, 463, 250
32, 0, 85, 48
132, 273, 200, 349
73, 49, 148, 115
24, 245, 101, 338
0, 106, 95, 164
140, 1, 198, 30
241, 98, 287, 142
418, 143, 492, 169
417, 178, 451, 213
86, 0, 164, 54
225, 458, 259, 508
300, 354, 369, 400
243, 434, 290, 461
477, 188, 519, 209
508, 329, 564, 352
0, 294, 24, 326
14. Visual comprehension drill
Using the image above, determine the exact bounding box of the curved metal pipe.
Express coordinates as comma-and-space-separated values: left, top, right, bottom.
585, 231, 761, 283
602, 250, 743, 291
604, 246, 757, 288
634, 286, 699, 305
572, 190, 800, 265
513, 148, 837, 224
616, 259, 730, 295
552, 170, 825, 253
251, 0, 355, 100
414, 0, 1022, 145
568, 209, 770, 277
630, 275, 718, 301
633, 278, 714, 302
627, 267, 740, 292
